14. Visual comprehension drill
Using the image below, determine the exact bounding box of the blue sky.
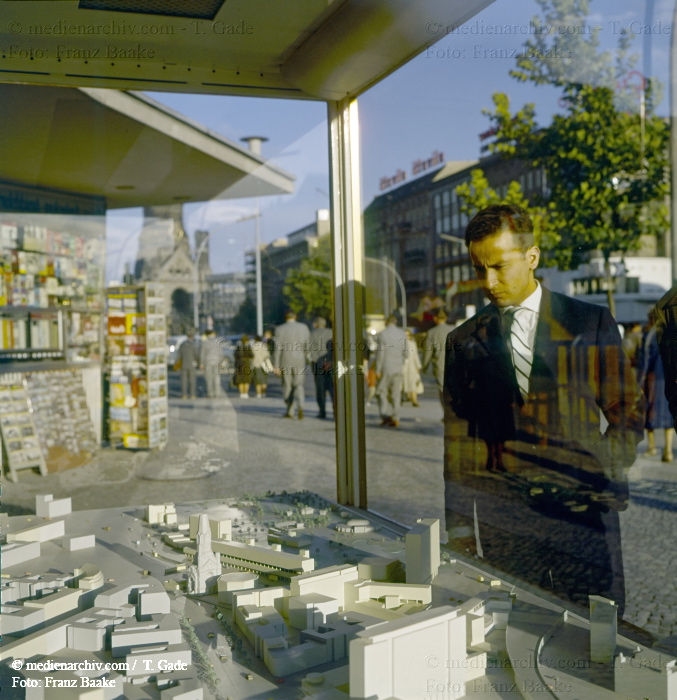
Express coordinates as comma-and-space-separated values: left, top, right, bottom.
106, 0, 673, 282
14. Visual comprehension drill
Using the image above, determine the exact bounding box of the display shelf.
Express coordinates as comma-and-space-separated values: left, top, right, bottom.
105, 283, 168, 449
25, 369, 99, 472
0, 374, 47, 482
0, 216, 104, 365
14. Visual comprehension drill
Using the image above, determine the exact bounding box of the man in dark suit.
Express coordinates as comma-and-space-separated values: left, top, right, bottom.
443, 205, 644, 614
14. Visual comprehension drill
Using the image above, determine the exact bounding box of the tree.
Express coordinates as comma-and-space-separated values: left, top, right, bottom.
283, 235, 332, 322
487, 83, 669, 315
455, 168, 555, 250
482, 0, 669, 315
510, 0, 650, 110
231, 296, 256, 334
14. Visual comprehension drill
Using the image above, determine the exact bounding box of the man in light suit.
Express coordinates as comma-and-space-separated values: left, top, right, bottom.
375, 315, 409, 427
422, 308, 454, 410
273, 311, 310, 419
444, 205, 644, 614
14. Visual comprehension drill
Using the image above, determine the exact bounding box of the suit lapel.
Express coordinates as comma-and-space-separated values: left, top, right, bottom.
532, 288, 575, 387
472, 304, 521, 400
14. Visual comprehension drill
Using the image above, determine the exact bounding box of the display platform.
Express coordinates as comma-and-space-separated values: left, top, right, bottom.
1, 492, 674, 700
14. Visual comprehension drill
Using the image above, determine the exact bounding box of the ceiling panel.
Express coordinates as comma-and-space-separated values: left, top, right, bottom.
0, 84, 295, 208
0, 0, 495, 99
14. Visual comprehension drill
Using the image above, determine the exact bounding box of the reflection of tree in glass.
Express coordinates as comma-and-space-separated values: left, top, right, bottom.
478, 0, 669, 316
283, 235, 332, 323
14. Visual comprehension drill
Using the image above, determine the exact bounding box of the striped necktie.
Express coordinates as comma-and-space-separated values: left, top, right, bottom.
505, 307, 533, 399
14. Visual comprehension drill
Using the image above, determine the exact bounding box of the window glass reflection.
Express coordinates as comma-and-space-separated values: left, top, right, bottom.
359, 0, 675, 641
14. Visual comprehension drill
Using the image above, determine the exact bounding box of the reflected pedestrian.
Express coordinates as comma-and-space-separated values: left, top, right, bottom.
234, 334, 254, 398
199, 329, 223, 398
178, 329, 198, 399
375, 315, 408, 427
273, 311, 310, 419
251, 335, 272, 399
422, 308, 454, 411
444, 204, 644, 612
638, 311, 674, 461
402, 329, 423, 407
309, 317, 334, 418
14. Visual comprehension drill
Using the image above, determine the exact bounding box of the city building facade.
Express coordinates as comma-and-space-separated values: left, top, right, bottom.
244, 209, 330, 327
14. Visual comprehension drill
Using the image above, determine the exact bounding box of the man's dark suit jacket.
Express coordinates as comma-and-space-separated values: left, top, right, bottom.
443, 287, 644, 612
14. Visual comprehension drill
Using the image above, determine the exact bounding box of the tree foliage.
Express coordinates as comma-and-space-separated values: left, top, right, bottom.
478, 0, 669, 313
231, 295, 256, 334
282, 235, 332, 323
487, 83, 669, 272
455, 168, 555, 252
512, 0, 635, 87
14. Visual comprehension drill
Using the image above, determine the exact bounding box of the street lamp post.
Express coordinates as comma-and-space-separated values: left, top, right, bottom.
364, 257, 407, 325
237, 209, 263, 337
192, 233, 210, 330
241, 136, 269, 336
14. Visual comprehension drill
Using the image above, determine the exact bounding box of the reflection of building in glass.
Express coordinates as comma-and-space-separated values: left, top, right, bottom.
364, 155, 545, 327
244, 209, 330, 327
364, 165, 457, 324
134, 204, 211, 332
202, 272, 248, 334
365, 151, 672, 326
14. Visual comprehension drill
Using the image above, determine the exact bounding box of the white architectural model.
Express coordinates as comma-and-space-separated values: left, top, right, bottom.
405, 517, 440, 584
186, 513, 221, 595
590, 594, 618, 663
35, 493, 72, 518
2, 492, 675, 700
350, 606, 466, 700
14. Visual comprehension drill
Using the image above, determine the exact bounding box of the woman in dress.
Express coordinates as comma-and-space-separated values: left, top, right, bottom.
402, 328, 423, 407
250, 334, 272, 398
234, 334, 254, 398
638, 312, 674, 461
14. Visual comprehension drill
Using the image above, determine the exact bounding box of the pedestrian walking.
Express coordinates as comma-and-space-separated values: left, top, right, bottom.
273, 311, 310, 419
308, 317, 334, 418
199, 329, 223, 398
250, 335, 273, 398
421, 308, 454, 410
402, 329, 423, 407
375, 315, 409, 427
638, 311, 674, 461
234, 334, 254, 398
178, 329, 199, 399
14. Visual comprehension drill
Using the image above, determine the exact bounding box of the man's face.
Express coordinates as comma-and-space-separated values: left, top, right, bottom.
469, 228, 540, 308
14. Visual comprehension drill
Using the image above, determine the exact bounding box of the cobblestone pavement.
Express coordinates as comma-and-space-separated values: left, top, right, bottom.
3, 371, 676, 645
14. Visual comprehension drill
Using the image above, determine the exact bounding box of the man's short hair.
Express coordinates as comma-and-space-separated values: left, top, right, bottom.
435, 308, 448, 321
465, 204, 534, 252
314, 317, 327, 328
285, 311, 297, 321
386, 315, 399, 326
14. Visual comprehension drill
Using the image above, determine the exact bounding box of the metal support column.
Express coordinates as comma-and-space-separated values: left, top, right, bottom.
328, 97, 367, 508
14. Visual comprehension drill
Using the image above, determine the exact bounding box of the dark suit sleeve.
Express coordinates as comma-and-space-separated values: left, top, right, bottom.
595, 307, 645, 508
443, 330, 466, 420
655, 297, 677, 430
